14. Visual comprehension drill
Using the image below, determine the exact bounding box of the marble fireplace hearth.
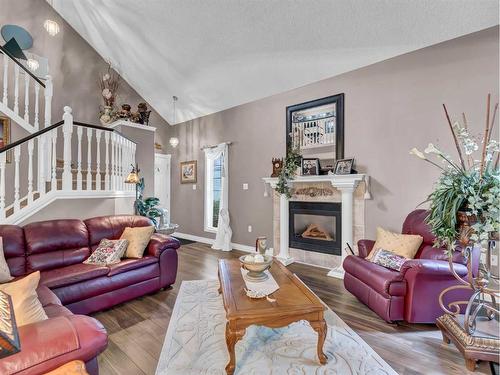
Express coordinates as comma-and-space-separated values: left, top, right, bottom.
263, 174, 370, 278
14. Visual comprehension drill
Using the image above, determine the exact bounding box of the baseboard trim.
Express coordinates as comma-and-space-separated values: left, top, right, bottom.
172, 232, 333, 274
172, 232, 255, 253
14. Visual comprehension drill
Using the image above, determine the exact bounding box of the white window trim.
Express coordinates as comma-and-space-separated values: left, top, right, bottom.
204, 155, 217, 233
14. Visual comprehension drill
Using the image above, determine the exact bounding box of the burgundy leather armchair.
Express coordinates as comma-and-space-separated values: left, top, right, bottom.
343, 210, 480, 323
0, 215, 180, 375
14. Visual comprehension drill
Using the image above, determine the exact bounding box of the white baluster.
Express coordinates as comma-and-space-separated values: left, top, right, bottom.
110, 132, 116, 190
27, 139, 34, 204
44, 75, 53, 128
0, 153, 5, 219
62, 107, 73, 190
77, 127, 83, 191
34, 83, 40, 130
2, 54, 8, 106
13, 146, 20, 212
51, 129, 57, 191
86, 128, 93, 190
24, 73, 30, 123
118, 136, 123, 190
104, 131, 110, 190
13, 64, 19, 115
38, 135, 46, 195
95, 130, 102, 191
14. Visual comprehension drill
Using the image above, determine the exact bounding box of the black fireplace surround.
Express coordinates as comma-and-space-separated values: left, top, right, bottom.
289, 201, 341, 255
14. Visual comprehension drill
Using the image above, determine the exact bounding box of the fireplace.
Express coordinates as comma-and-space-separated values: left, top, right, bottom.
289, 201, 341, 255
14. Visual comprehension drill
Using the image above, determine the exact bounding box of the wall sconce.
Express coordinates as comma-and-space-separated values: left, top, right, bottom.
43, 20, 60, 36
26, 58, 39, 71
169, 137, 179, 148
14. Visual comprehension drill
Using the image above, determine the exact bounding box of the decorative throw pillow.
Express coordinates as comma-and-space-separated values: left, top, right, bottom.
120, 226, 155, 258
0, 271, 48, 326
367, 227, 423, 260
370, 248, 408, 271
0, 238, 13, 283
84, 239, 129, 266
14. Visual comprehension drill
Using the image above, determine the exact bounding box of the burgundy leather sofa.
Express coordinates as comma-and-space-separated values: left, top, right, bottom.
343, 209, 480, 323
0, 215, 180, 375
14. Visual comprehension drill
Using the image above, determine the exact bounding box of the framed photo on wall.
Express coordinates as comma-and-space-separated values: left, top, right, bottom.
180, 160, 197, 183
334, 158, 355, 175
0, 116, 11, 163
301, 158, 320, 175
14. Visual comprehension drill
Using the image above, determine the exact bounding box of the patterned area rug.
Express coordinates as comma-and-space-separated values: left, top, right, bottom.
156, 280, 397, 375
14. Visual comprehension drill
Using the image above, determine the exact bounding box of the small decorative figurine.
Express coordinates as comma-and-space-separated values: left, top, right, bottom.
117, 103, 132, 119
271, 158, 283, 177
137, 102, 151, 125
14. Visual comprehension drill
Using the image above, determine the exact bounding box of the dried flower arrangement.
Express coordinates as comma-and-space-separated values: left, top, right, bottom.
99, 62, 120, 107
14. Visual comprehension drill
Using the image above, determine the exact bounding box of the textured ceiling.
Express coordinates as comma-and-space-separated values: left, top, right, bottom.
51, 0, 498, 124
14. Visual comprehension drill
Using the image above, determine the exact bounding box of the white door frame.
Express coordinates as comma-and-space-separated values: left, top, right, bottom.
154, 153, 171, 219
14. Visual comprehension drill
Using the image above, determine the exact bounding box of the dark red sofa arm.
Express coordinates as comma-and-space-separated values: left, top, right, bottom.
0, 315, 107, 375
147, 233, 181, 257
400, 259, 468, 278
357, 239, 375, 258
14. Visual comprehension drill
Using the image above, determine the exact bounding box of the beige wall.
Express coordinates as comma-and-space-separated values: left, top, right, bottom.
158, 27, 499, 247
19, 197, 134, 225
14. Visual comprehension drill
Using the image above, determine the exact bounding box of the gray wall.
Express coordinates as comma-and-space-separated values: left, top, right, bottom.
0, 0, 169, 134
158, 27, 499, 247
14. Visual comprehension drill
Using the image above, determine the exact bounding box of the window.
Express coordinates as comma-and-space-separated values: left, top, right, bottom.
204, 153, 223, 232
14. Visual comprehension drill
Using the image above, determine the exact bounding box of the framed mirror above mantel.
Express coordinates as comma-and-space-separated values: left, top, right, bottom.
286, 93, 345, 166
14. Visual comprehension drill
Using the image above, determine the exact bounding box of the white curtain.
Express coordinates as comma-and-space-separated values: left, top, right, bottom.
204, 143, 232, 251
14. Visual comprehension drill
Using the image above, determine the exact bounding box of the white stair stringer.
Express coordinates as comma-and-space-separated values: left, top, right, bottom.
3, 189, 135, 225
0, 102, 38, 134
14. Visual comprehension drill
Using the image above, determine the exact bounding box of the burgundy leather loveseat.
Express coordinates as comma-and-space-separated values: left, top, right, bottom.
0, 215, 180, 375
343, 210, 480, 323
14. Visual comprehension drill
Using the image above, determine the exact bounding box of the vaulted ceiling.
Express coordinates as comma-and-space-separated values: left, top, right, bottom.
51, 0, 498, 124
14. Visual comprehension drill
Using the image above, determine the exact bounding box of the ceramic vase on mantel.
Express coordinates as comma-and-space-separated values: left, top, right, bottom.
99, 105, 115, 126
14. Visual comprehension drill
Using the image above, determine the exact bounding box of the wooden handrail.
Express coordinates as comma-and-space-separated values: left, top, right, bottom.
0, 120, 136, 154
0, 44, 46, 88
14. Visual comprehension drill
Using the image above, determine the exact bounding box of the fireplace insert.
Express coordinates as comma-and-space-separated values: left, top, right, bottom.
289, 201, 341, 255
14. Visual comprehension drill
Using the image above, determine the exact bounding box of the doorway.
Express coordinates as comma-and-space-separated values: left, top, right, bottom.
154, 154, 171, 221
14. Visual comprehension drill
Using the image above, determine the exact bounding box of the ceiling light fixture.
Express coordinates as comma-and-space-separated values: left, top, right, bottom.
169, 95, 179, 148
43, 19, 60, 37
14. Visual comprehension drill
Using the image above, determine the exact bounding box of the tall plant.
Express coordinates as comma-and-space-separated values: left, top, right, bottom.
410, 95, 499, 253
135, 178, 163, 227
276, 147, 302, 198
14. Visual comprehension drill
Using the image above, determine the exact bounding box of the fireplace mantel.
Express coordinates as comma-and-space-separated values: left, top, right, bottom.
263, 174, 366, 190
263, 174, 370, 278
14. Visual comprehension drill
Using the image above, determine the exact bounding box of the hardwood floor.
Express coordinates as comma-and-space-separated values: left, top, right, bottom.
93, 242, 491, 375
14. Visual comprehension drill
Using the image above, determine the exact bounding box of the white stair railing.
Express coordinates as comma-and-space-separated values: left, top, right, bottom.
0, 45, 53, 133
0, 106, 136, 222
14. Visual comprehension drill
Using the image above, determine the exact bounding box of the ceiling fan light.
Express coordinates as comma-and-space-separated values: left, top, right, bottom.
169, 137, 179, 148
43, 20, 60, 36
26, 58, 39, 71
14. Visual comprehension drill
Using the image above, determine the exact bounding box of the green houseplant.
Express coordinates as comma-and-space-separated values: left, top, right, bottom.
134, 178, 163, 228
410, 95, 499, 336
276, 147, 302, 198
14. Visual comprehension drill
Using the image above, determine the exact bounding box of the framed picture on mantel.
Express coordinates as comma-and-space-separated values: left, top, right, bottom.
286, 94, 344, 160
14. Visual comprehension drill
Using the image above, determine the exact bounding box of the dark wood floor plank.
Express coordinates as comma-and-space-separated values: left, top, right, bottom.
92, 243, 491, 375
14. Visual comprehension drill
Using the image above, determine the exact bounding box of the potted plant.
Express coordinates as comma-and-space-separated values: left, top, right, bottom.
276, 147, 302, 198
410, 94, 499, 336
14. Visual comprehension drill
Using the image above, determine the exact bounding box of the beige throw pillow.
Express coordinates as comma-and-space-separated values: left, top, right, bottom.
120, 226, 155, 258
367, 227, 423, 260
0, 271, 48, 326
0, 238, 13, 283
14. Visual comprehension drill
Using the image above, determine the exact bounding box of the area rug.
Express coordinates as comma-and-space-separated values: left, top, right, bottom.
156, 280, 397, 375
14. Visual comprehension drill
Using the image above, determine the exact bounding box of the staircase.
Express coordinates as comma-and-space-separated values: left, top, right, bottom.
0, 46, 136, 224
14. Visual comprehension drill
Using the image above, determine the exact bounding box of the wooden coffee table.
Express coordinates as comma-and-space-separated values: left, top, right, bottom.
218, 258, 327, 375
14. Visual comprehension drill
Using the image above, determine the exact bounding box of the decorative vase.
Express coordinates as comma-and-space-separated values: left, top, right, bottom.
99, 106, 115, 125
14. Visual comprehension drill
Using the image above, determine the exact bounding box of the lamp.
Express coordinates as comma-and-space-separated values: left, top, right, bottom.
168, 96, 180, 148
125, 164, 143, 214
0, 291, 20, 358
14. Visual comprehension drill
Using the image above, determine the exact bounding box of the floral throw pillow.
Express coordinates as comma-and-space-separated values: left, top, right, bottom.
84, 239, 129, 266
370, 248, 408, 271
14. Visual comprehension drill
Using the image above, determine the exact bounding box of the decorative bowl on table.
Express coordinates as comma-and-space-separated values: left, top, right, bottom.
239, 254, 273, 282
